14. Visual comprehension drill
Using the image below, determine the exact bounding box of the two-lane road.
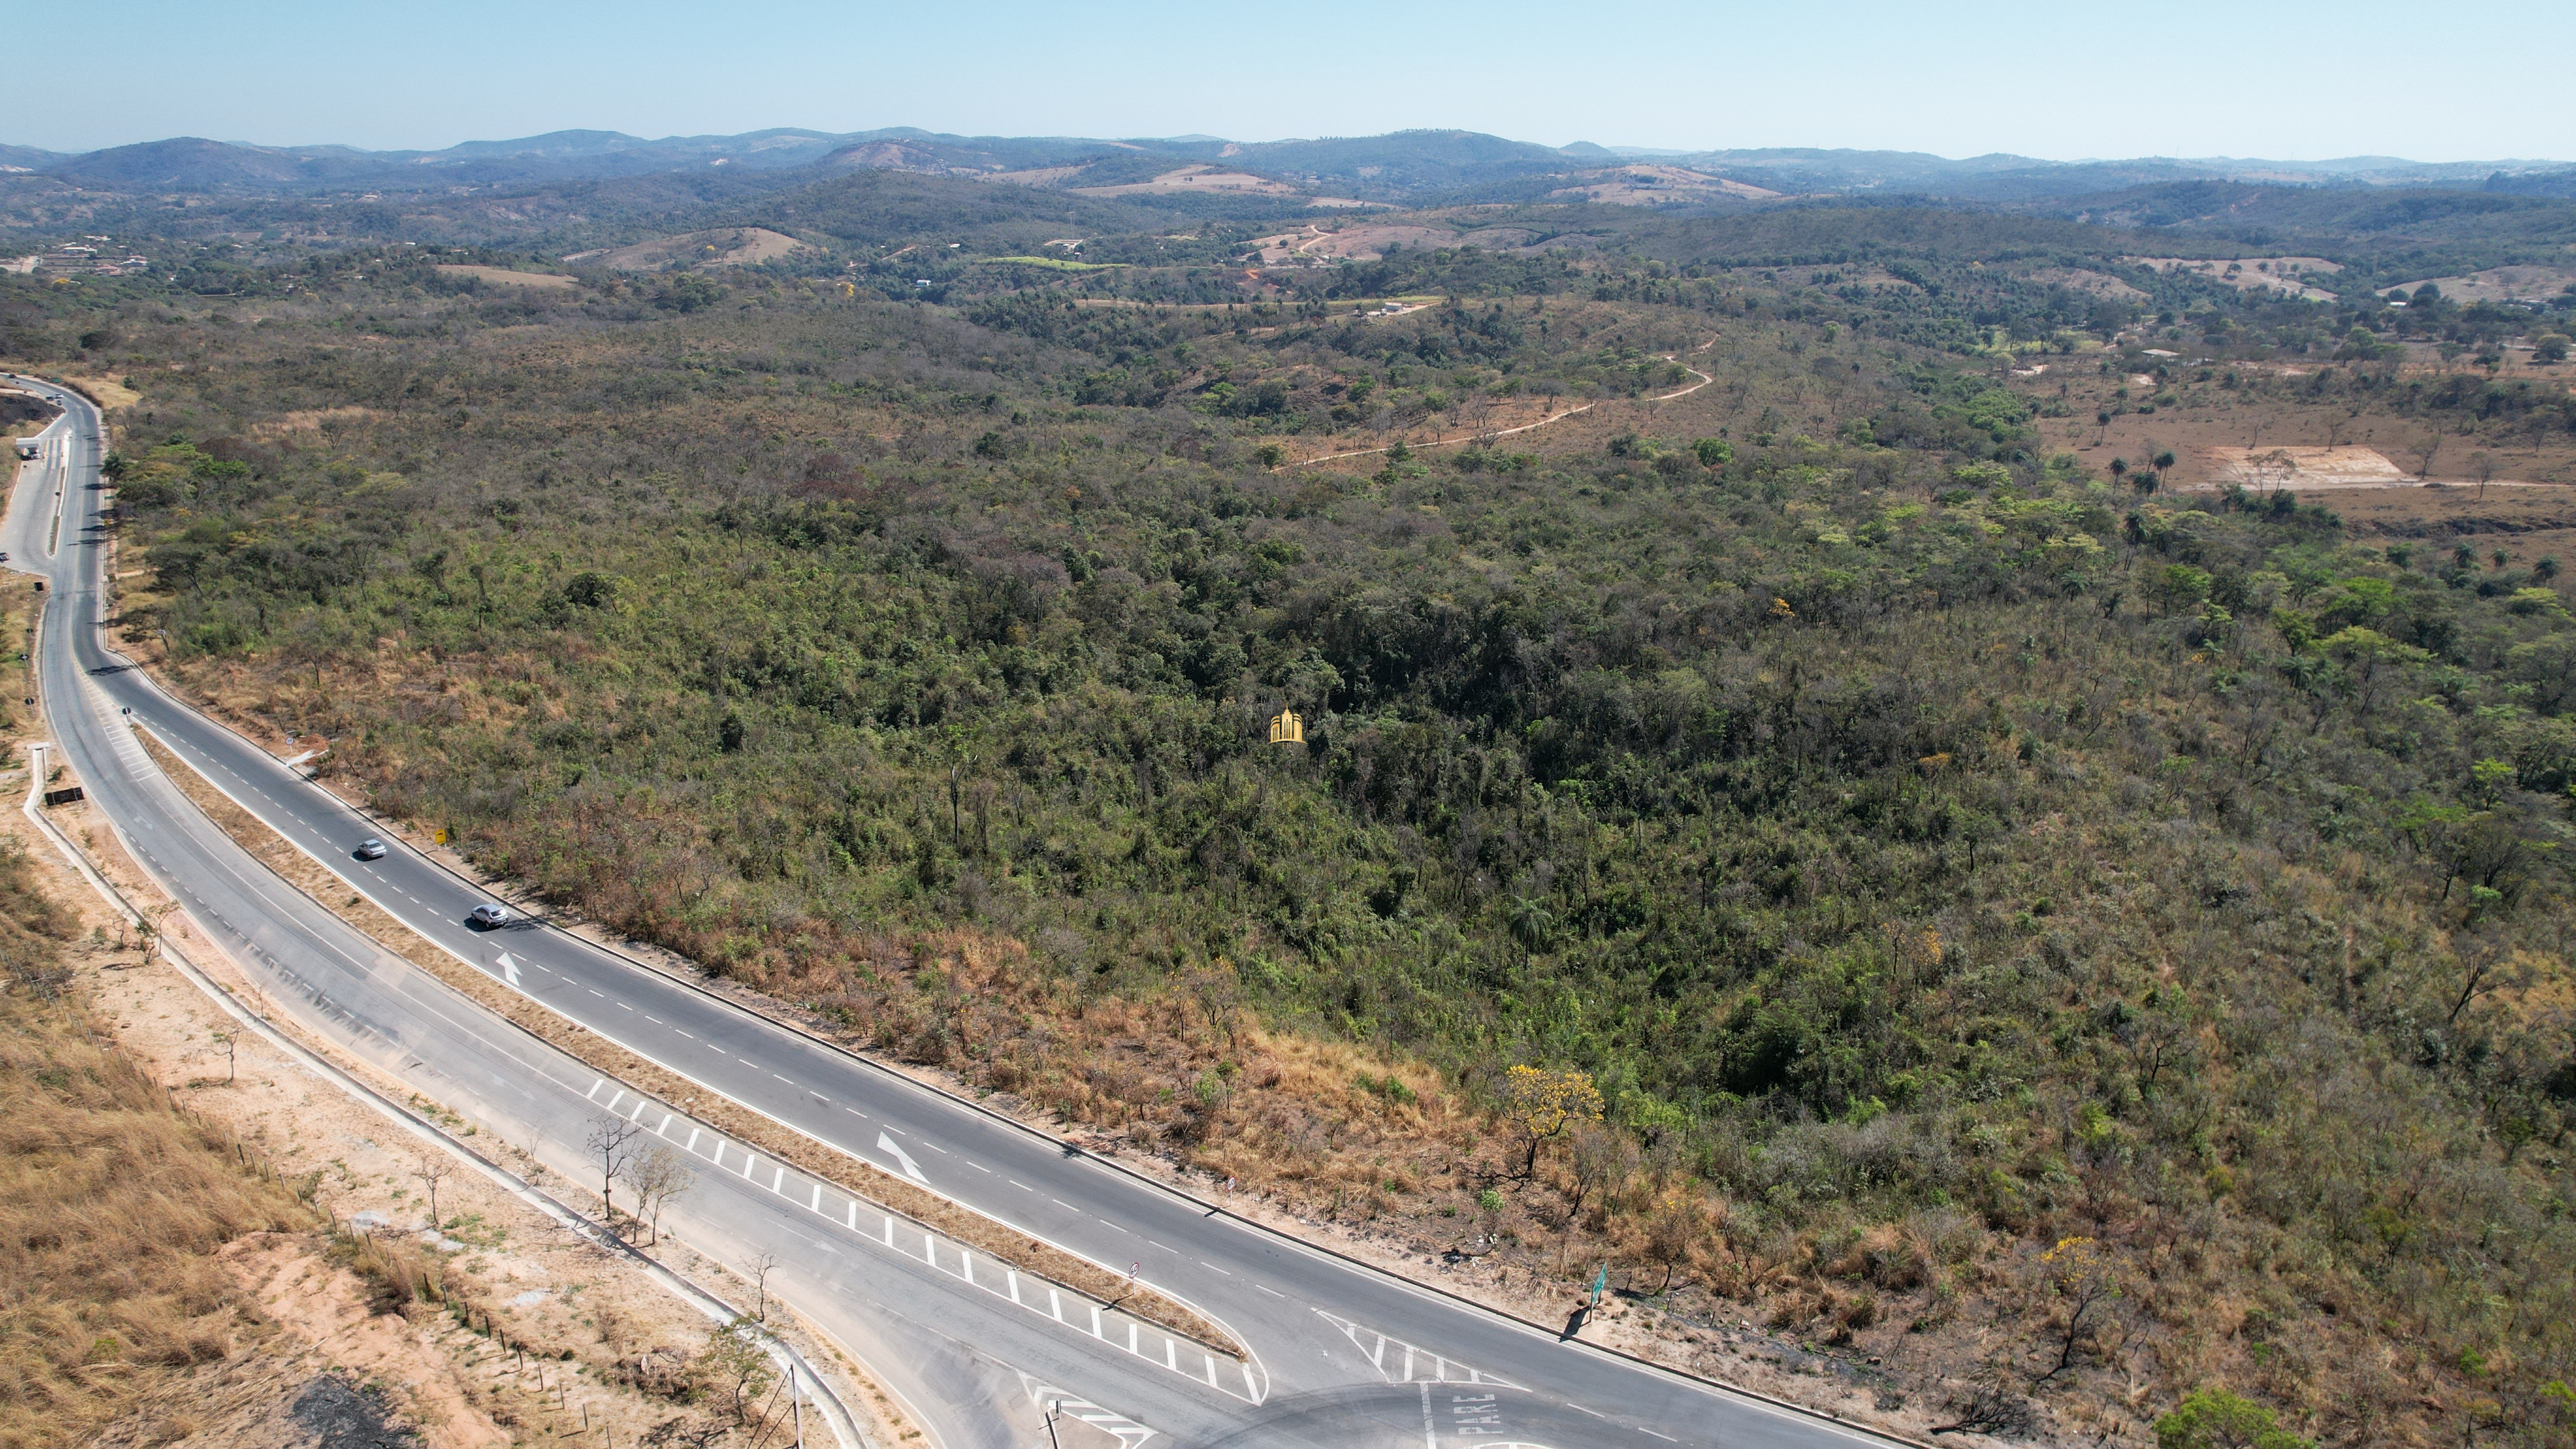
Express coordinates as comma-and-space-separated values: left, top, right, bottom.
5, 376, 1900, 1449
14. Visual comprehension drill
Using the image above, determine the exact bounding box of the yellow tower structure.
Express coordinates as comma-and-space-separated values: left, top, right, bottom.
1268, 708, 1304, 745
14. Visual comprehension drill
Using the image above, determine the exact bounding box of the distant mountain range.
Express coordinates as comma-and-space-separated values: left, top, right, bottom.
3, 127, 2570, 207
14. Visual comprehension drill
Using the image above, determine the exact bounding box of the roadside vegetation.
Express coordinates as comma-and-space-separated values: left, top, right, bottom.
0, 832, 310, 1448
8, 171, 2575, 1446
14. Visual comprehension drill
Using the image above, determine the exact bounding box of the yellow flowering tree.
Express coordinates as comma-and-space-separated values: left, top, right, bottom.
1500, 1065, 1604, 1178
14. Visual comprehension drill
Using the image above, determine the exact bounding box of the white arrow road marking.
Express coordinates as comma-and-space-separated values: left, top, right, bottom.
877, 1131, 929, 1183
1018, 1374, 1155, 1449
1316, 1310, 1524, 1390
496, 952, 521, 987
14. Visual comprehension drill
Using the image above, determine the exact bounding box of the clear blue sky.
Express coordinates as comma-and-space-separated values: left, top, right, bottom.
22, 0, 2571, 162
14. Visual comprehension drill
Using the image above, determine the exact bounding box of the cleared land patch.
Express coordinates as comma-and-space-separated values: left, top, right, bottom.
2390, 264, 2576, 306
1071, 164, 1301, 198
433, 264, 576, 290
2201, 444, 2414, 489
2024, 266, 2149, 301
976, 255, 1124, 272
586, 227, 809, 271
1543, 164, 1781, 207
1249, 222, 1547, 263
2125, 254, 2342, 301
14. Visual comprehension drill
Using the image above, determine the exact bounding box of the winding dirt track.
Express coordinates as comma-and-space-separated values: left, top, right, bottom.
1293, 345, 1715, 468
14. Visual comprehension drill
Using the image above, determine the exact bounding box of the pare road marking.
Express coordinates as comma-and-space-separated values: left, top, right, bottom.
876, 1131, 929, 1183
1018, 1374, 1156, 1449
1316, 1310, 1524, 1390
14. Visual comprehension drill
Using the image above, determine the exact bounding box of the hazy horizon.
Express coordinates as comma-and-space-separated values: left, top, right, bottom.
14, 128, 2571, 172
26, 0, 2573, 164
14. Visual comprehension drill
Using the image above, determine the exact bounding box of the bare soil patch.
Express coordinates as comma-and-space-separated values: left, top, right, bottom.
2202, 444, 2413, 489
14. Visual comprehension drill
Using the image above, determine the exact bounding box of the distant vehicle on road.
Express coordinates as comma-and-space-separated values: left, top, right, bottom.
12, 439, 34, 460
354, 838, 388, 860
467, 903, 513, 928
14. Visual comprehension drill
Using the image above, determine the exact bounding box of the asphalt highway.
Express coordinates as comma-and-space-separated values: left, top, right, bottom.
5, 377, 1901, 1449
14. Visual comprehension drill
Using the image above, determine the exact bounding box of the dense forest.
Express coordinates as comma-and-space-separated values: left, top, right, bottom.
10, 171, 2576, 1448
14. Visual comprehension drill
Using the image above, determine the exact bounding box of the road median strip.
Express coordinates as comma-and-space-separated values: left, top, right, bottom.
131, 726, 1246, 1360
